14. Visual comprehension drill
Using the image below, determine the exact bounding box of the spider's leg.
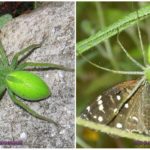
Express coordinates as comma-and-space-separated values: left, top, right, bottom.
0, 85, 6, 100
117, 29, 145, 70
8, 90, 58, 126
16, 62, 74, 72
0, 77, 6, 99
136, 10, 147, 66
80, 53, 144, 75
0, 41, 9, 66
11, 43, 42, 69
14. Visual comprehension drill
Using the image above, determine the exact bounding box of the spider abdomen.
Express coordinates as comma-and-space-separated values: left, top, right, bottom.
6, 71, 51, 101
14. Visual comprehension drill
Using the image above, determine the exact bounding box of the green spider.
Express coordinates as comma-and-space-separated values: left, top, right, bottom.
0, 39, 72, 126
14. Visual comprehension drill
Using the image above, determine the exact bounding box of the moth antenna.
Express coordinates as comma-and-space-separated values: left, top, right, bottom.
136, 9, 147, 66
79, 52, 144, 75
117, 28, 145, 70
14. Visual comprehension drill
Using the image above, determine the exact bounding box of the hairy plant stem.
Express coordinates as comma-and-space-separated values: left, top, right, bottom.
77, 117, 150, 142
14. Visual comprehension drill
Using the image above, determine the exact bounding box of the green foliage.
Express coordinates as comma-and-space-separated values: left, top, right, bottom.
77, 4, 150, 55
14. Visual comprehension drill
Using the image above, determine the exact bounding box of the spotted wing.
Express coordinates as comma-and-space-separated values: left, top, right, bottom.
80, 79, 149, 135
81, 80, 138, 124
109, 83, 146, 134
109, 81, 150, 136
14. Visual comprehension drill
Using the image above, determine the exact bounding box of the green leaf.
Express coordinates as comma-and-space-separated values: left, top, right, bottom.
0, 14, 12, 29
77, 5, 150, 55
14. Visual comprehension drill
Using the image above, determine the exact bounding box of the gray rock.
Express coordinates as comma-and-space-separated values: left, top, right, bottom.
0, 2, 75, 148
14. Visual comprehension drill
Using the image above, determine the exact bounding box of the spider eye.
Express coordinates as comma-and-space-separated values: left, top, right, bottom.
6, 71, 51, 101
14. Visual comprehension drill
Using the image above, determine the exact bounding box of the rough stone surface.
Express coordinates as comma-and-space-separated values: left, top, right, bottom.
0, 2, 75, 148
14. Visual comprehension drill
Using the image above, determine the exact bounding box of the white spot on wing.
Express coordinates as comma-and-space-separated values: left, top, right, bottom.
116, 95, 121, 101
98, 100, 103, 105
97, 95, 102, 101
116, 123, 123, 129
114, 108, 118, 113
93, 115, 97, 119
86, 106, 90, 112
98, 104, 105, 113
98, 116, 103, 122
124, 103, 129, 108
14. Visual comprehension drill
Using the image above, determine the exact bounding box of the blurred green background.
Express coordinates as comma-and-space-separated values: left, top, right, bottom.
77, 2, 150, 148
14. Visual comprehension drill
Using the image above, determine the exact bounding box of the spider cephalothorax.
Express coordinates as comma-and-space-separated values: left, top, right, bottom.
0, 40, 72, 126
